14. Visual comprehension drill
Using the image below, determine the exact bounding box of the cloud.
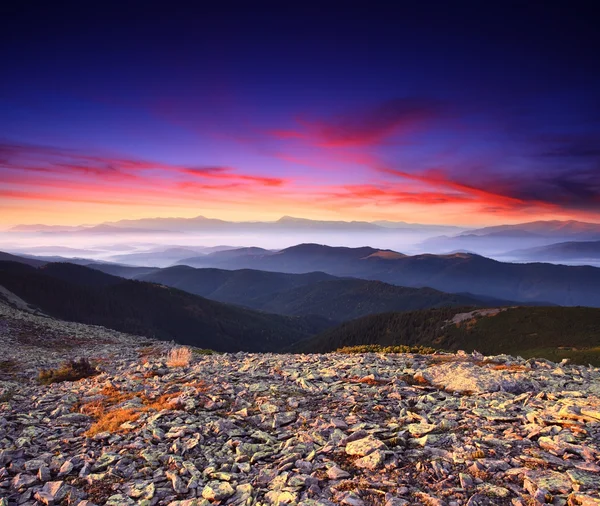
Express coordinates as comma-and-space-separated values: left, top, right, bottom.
0, 141, 291, 214
181, 167, 285, 186
379, 163, 600, 212
323, 184, 474, 206
537, 134, 600, 159
0, 141, 287, 187
268, 98, 443, 149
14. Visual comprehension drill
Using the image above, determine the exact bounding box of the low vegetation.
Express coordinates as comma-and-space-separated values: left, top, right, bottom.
38, 358, 99, 384
335, 344, 438, 354
296, 306, 600, 365
166, 346, 192, 367
83, 386, 182, 437
192, 348, 219, 355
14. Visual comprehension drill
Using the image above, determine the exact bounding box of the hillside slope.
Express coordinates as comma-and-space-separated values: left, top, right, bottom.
0, 251, 46, 267
0, 261, 331, 352
136, 266, 335, 304
257, 279, 482, 320
296, 306, 600, 364
134, 266, 483, 320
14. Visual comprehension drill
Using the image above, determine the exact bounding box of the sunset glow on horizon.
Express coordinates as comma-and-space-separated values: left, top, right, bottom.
1, 4, 599, 229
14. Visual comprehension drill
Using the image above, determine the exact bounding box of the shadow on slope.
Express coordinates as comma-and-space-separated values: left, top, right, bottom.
0, 261, 332, 352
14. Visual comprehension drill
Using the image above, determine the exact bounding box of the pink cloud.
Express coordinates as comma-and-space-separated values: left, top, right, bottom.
268, 98, 442, 149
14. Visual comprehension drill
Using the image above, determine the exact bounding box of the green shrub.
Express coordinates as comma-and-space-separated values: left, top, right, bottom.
191, 348, 219, 355
335, 344, 438, 355
38, 358, 99, 385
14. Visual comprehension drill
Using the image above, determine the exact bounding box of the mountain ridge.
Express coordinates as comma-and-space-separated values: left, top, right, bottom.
0, 261, 332, 352
175, 243, 600, 306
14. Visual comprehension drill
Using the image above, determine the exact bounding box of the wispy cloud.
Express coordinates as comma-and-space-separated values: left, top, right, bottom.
181, 167, 285, 186
269, 98, 443, 148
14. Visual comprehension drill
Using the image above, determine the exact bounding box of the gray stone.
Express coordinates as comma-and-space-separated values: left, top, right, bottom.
201, 481, 235, 501
345, 436, 386, 457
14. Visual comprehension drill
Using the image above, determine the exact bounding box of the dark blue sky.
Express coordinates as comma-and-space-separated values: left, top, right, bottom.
1, 2, 599, 226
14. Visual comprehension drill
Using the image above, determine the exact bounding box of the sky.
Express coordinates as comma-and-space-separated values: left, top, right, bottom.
1, 2, 599, 228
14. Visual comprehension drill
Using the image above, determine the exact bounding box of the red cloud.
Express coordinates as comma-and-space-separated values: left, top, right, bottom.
269, 98, 442, 149
378, 167, 529, 208
320, 183, 475, 207
0, 142, 289, 204
181, 167, 285, 187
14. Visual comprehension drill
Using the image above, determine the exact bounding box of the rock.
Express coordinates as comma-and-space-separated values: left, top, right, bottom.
525, 470, 573, 494
420, 362, 531, 394
166, 471, 189, 494
265, 490, 298, 504
11, 473, 37, 489
123, 481, 155, 500
93, 452, 120, 471
105, 494, 135, 505
459, 473, 474, 488
34, 481, 68, 505
567, 469, 600, 490
327, 465, 350, 479
568, 494, 600, 505
38, 465, 51, 481
354, 449, 385, 470
201, 481, 235, 501
413, 492, 446, 506
167, 500, 210, 506
466, 495, 496, 506
339, 491, 365, 506
345, 436, 387, 457
24, 458, 47, 471
58, 459, 74, 476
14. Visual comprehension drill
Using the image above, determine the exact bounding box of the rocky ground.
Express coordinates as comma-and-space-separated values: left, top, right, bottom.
1, 300, 600, 506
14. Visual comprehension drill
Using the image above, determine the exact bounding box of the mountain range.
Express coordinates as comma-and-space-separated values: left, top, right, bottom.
501, 240, 600, 265
4, 239, 600, 307
173, 243, 600, 306
96, 264, 488, 321
0, 251, 492, 321
8, 215, 467, 235
7, 218, 600, 265
1, 249, 600, 364
422, 220, 600, 256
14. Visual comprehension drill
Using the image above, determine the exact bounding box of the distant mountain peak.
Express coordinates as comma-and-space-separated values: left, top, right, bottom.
363, 250, 406, 260
277, 215, 309, 223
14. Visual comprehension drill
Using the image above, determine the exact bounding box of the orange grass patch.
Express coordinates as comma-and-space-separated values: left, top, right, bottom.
82, 387, 182, 437
86, 408, 141, 437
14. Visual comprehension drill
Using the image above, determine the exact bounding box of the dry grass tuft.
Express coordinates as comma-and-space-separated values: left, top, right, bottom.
166, 346, 192, 367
